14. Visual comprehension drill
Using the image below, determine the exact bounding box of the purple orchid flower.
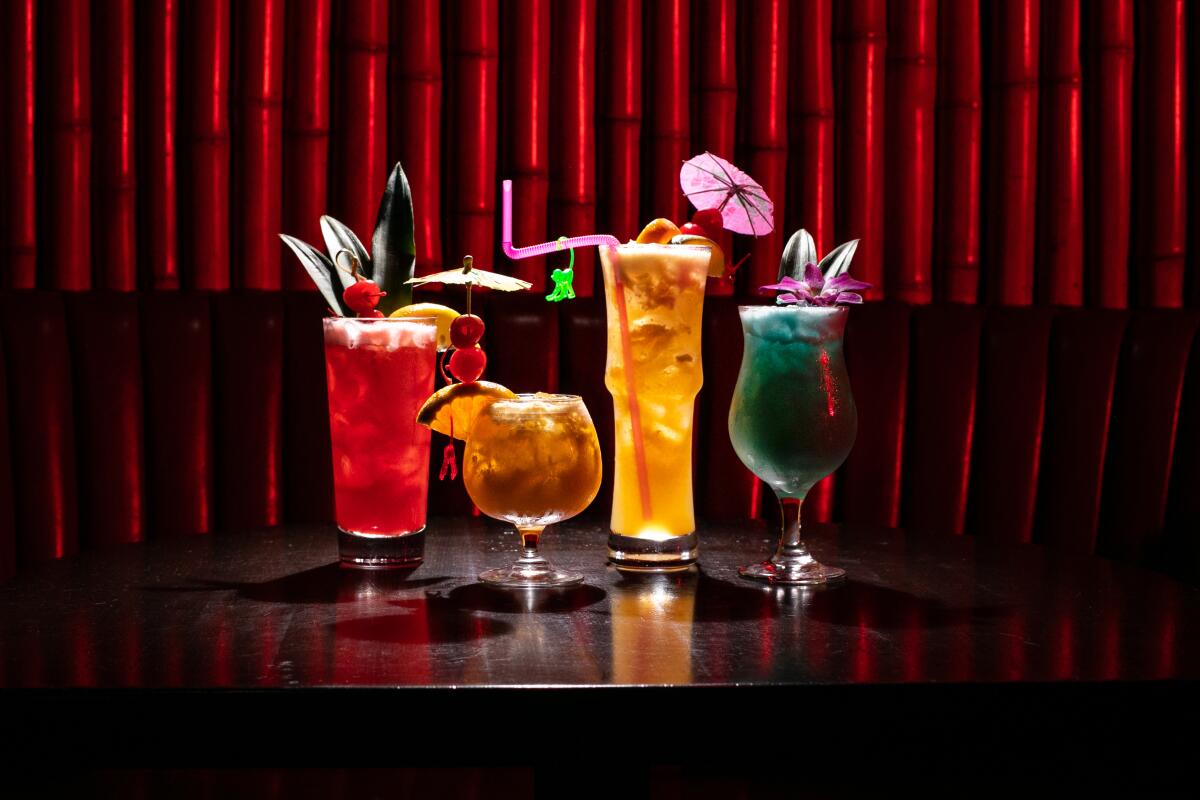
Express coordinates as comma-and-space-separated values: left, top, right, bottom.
760, 264, 872, 307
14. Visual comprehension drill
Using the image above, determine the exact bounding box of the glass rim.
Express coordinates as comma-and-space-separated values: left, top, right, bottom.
322, 315, 438, 325
503, 392, 584, 404
607, 242, 713, 252
737, 303, 849, 314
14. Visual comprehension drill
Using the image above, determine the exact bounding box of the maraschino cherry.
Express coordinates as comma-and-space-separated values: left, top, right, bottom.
692, 208, 723, 234
450, 314, 486, 349
343, 278, 387, 317
448, 346, 487, 383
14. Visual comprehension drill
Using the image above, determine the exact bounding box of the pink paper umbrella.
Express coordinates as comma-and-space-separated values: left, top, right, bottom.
680, 152, 775, 236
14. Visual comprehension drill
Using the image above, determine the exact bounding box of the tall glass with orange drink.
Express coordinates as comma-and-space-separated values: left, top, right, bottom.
600, 243, 710, 571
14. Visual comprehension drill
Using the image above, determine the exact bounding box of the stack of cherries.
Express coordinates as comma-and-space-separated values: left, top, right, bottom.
446, 314, 486, 383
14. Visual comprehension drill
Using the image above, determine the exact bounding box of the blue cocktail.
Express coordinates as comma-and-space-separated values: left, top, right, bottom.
728, 305, 857, 584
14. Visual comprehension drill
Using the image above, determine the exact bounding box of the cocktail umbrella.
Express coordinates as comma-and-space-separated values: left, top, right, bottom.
679, 152, 775, 236
406, 255, 532, 314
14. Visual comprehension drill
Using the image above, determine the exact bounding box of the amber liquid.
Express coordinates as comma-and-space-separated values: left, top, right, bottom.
600, 244, 709, 538
463, 395, 603, 527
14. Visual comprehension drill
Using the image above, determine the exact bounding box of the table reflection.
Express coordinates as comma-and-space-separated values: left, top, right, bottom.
612, 572, 697, 684
1, 524, 1197, 688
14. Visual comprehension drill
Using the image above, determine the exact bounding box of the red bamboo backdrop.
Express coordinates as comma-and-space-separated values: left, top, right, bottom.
5, 0, 1193, 303
2, 0, 1200, 583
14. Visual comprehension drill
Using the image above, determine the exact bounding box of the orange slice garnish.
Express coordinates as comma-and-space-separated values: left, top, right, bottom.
416, 380, 517, 440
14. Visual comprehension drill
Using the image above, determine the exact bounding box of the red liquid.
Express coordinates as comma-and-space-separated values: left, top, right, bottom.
323, 320, 437, 535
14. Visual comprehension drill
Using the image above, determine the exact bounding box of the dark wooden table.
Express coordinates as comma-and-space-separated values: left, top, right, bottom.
2, 518, 1198, 767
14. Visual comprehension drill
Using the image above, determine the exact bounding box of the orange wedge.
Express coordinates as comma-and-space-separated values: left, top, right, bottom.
416, 380, 517, 440
635, 218, 681, 244
670, 233, 726, 277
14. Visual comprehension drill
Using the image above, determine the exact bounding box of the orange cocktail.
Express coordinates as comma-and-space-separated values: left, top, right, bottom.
600, 243, 710, 571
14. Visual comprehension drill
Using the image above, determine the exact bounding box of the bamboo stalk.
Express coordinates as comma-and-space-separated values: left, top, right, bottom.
448, 0, 500, 268
549, 0, 598, 296
1082, 0, 1133, 309
984, 0, 1040, 306
330, 0, 389, 246
646, 0, 690, 225
283, 0, 331, 289
94, 0, 137, 290
836, 0, 887, 297
180, 0, 231, 289
140, 0, 179, 290
789, 0, 835, 256
234, 0, 284, 289
885, 0, 937, 304
597, 0, 642, 242
390, 0, 442, 276
743, 0, 790, 295
1037, 0, 1084, 306
502, 0, 551, 290
48, 0, 93, 290
695, 0, 736, 297
1, 0, 36, 288
934, 0, 981, 304
1133, 0, 1187, 308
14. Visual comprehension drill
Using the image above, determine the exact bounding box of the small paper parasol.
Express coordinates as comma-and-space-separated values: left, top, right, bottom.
680, 152, 775, 236
407, 255, 532, 314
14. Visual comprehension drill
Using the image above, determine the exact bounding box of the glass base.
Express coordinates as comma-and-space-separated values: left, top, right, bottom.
338, 527, 425, 569
739, 559, 845, 585
479, 562, 584, 588
607, 531, 698, 573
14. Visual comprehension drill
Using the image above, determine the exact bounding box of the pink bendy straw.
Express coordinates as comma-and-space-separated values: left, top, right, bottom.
501, 178, 652, 521
501, 180, 621, 258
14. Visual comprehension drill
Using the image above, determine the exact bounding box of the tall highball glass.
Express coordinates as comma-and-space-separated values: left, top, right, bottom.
600, 243, 710, 572
324, 317, 438, 567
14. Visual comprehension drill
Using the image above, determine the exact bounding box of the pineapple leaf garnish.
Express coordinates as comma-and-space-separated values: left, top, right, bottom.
371, 162, 417, 314
817, 238, 859, 280
778, 229, 818, 282
280, 234, 354, 316
319, 216, 372, 286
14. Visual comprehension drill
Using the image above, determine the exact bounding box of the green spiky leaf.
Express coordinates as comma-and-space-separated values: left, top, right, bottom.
819, 239, 859, 280
778, 228, 818, 282
319, 216, 372, 282
371, 162, 417, 314
279, 234, 353, 316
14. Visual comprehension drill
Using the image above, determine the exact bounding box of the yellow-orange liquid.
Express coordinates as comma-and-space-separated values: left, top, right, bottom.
463, 395, 603, 527
600, 244, 709, 537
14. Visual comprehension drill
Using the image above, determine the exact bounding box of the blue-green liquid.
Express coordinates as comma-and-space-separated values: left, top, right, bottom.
728, 306, 858, 499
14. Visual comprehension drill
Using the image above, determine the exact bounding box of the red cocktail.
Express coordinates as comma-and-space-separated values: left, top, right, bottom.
323, 317, 438, 566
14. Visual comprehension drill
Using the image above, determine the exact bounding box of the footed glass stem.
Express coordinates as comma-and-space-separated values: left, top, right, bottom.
480, 526, 584, 588
739, 497, 845, 585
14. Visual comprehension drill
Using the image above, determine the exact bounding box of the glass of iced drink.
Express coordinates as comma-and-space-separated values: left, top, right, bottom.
600, 243, 710, 571
464, 394, 603, 587
728, 305, 857, 584
323, 316, 438, 567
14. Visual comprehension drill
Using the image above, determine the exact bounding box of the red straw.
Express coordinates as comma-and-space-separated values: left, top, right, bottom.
609, 254, 652, 522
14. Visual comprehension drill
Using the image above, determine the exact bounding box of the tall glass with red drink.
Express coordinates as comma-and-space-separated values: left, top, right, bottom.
323, 317, 438, 567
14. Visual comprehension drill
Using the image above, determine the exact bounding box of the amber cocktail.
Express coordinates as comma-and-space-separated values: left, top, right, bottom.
464, 394, 602, 587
